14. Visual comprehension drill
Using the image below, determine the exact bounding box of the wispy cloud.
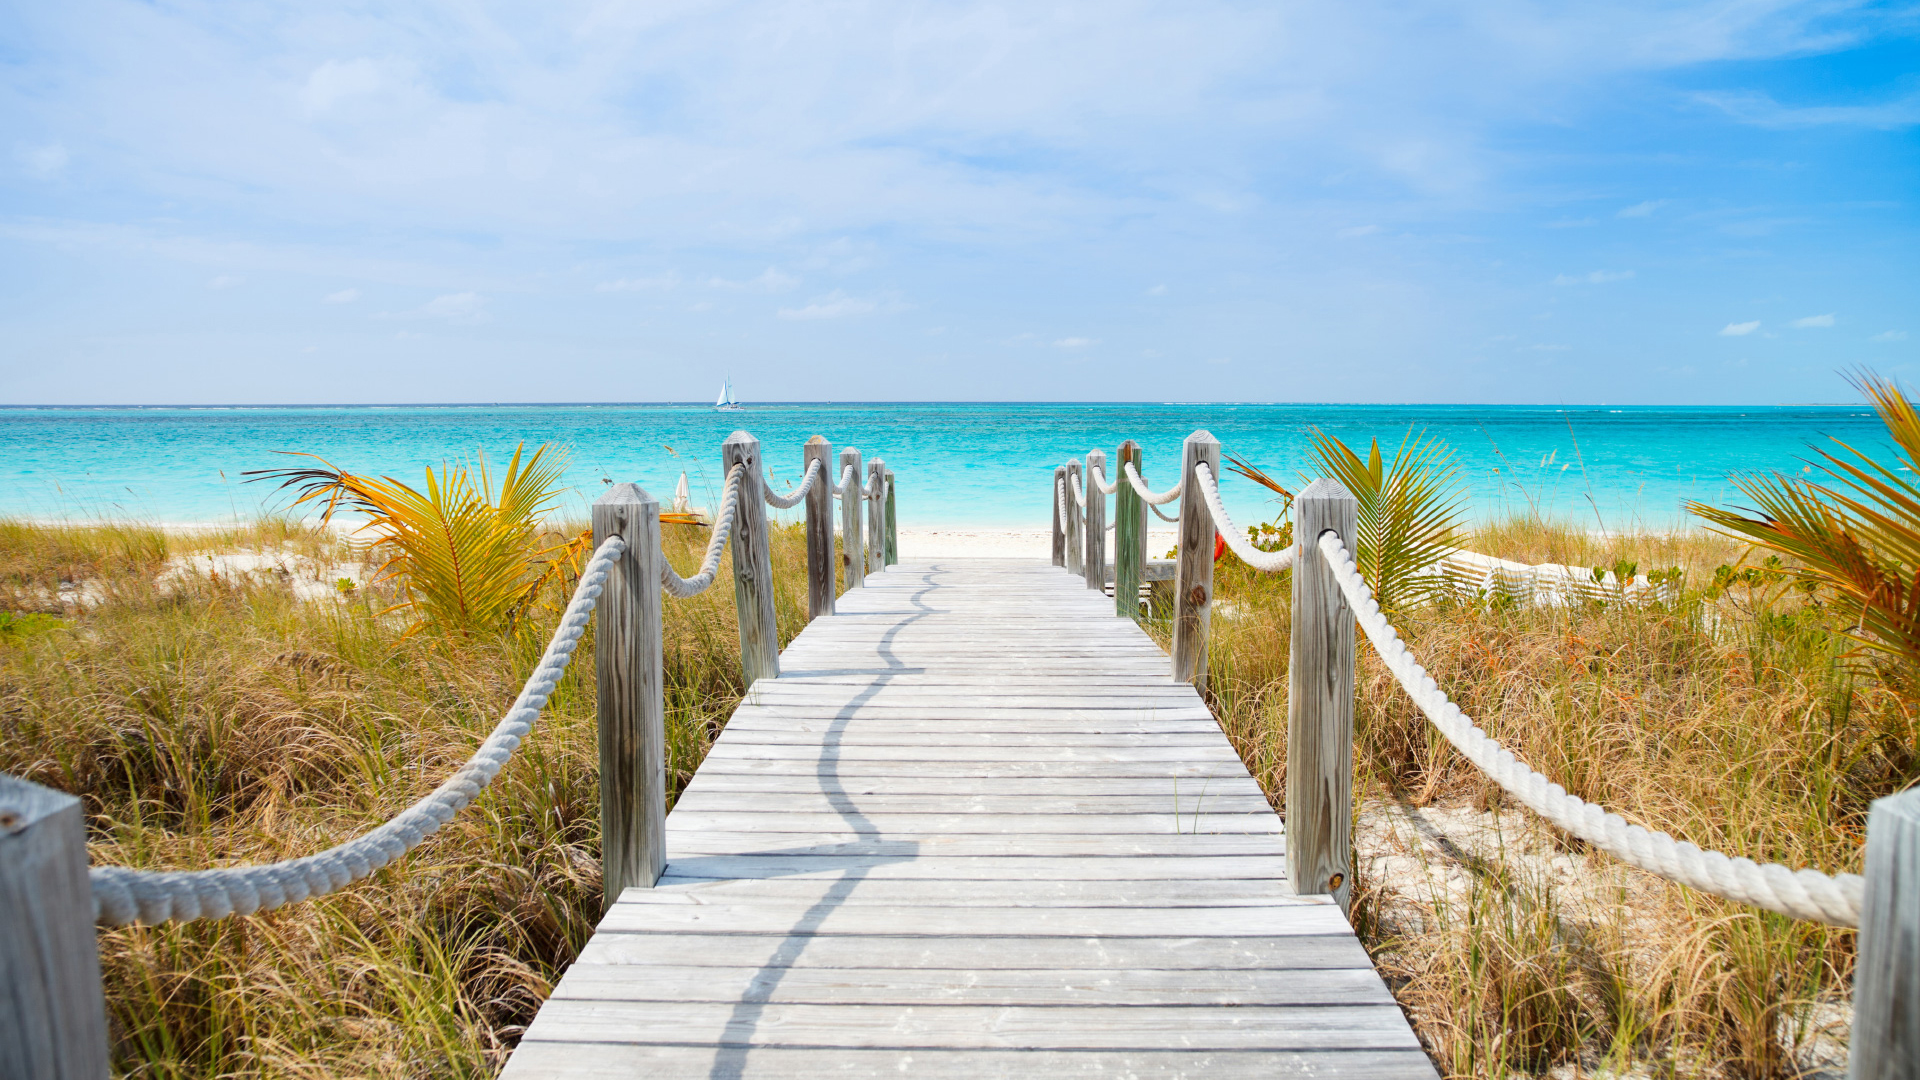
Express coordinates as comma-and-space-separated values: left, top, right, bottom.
1720, 320, 1760, 336
1870, 330, 1907, 342
1697, 90, 1920, 130
1146, 284, 1168, 296
382, 292, 487, 322
207, 275, 241, 290
1054, 337, 1095, 349
710, 268, 798, 292
1554, 269, 1634, 285
778, 291, 876, 320
15, 142, 68, 179
324, 287, 359, 303
1617, 200, 1666, 218
597, 273, 680, 292
1790, 313, 1835, 328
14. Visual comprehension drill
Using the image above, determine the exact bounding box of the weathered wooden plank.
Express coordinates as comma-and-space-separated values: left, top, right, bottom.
675, 774, 1269, 798
574, 931, 1364, 971
668, 791, 1274, 815
592, 483, 666, 903
803, 436, 835, 620
516, 1000, 1421, 1050
1288, 479, 1359, 911
661, 810, 1282, 836
684, 759, 1262, 779
656, 852, 1285, 881
725, 431, 780, 686
660, 832, 1290, 857
0, 774, 111, 1080
541, 962, 1395, 1006
503, 1045, 1438, 1080
644, 877, 1298, 907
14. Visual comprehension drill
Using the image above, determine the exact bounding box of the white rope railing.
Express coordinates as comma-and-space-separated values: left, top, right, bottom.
762, 457, 822, 509
661, 463, 744, 598
1315, 529, 1863, 927
1068, 468, 1087, 508
830, 462, 857, 500
90, 535, 627, 925
1123, 461, 1180, 505
1089, 462, 1117, 495
1193, 462, 1296, 573
1149, 502, 1179, 523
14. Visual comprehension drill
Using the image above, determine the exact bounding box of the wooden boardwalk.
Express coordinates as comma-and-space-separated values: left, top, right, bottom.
504, 559, 1434, 1078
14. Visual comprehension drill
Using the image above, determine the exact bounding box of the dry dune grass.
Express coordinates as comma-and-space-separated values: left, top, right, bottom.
0, 518, 814, 1077
1193, 517, 1912, 1078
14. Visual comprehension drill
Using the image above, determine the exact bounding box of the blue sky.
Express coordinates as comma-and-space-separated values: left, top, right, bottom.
0, 1, 1914, 405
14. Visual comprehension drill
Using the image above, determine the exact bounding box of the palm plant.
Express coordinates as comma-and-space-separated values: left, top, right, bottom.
1229, 430, 1467, 610
249, 443, 570, 637
1689, 371, 1920, 683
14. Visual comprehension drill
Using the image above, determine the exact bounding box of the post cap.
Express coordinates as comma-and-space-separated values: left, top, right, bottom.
594, 481, 657, 506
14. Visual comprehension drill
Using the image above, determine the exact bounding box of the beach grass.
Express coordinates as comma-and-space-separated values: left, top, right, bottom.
1186, 516, 1906, 1078
0, 517, 815, 1077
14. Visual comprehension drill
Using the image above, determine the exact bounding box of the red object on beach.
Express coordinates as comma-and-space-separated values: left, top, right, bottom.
1214, 533, 1227, 561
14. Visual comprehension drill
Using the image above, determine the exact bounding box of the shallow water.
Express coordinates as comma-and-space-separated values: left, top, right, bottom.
0, 402, 1885, 529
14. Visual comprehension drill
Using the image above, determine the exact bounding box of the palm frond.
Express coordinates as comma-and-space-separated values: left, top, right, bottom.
1307, 426, 1467, 611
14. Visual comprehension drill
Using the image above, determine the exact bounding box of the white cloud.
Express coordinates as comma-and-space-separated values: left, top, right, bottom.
778, 291, 876, 320
383, 292, 487, 322
1054, 337, 1095, 349
1871, 330, 1908, 342
597, 273, 680, 292
324, 287, 359, 303
1697, 89, 1920, 130
1720, 320, 1760, 336
1617, 200, 1665, 218
1790, 313, 1835, 328
1554, 269, 1634, 285
1146, 284, 1168, 296
16, 143, 68, 179
299, 58, 389, 116
207, 275, 241, 290
710, 268, 799, 292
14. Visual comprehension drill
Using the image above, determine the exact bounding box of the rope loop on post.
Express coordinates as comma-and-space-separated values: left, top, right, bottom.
660, 463, 745, 598
762, 457, 823, 509
1191, 462, 1296, 573
1314, 530, 1863, 928
90, 534, 629, 926
1122, 460, 1181, 505
1089, 461, 1118, 496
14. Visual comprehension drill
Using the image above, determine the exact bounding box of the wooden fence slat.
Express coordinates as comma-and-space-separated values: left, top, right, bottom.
593, 484, 667, 904
841, 448, 865, 590
804, 436, 835, 621
1286, 479, 1358, 912
0, 773, 110, 1080
1171, 431, 1219, 687
1113, 441, 1145, 621
723, 432, 779, 686
1084, 449, 1107, 592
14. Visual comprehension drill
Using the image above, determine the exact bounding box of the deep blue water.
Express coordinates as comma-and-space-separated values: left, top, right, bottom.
0, 402, 1887, 528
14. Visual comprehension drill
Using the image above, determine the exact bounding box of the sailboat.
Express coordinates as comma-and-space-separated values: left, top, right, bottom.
713, 377, 743, 411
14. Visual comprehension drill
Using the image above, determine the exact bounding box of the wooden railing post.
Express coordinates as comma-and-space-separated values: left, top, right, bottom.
1065, 459, 1084, 576
1850, 786, 1920, 1079
593, 485, 666, 907
1059, 461, 1075, 568
1083, 449, 1107, 591
0, 773, 110, 1080
840, 447, 865, 590
866, 459, 887, 577
1171, 431, 1220, 686
1287, 479, 1358, 912
803, 436, 835, 621
723, 432, 779, 686
884, 469, 898, 566
1114, 440, 1145, 620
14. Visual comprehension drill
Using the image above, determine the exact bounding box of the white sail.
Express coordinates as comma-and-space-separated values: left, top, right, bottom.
714, 382, 728, 407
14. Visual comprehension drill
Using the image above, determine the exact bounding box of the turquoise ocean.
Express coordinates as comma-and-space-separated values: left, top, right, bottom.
0, 403, 1887, 529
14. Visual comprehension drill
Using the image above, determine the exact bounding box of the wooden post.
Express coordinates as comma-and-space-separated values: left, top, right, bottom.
1171, 431, 1220, 687
723, 432, 779, 686
803, 436, 835, 621
840, 448, 865, 590
1114, 440, 1145, 620
866, 459, 887, 577
1051, 466, 1068, 568
1083, 449, 1108, 591
0, 774, 110, 1080
1286, 479, 1358, 912
1065, 459, 1084, 576
884, 469, 898, 566
593, 485, 666, 907
1850, 786, 1920, 1080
